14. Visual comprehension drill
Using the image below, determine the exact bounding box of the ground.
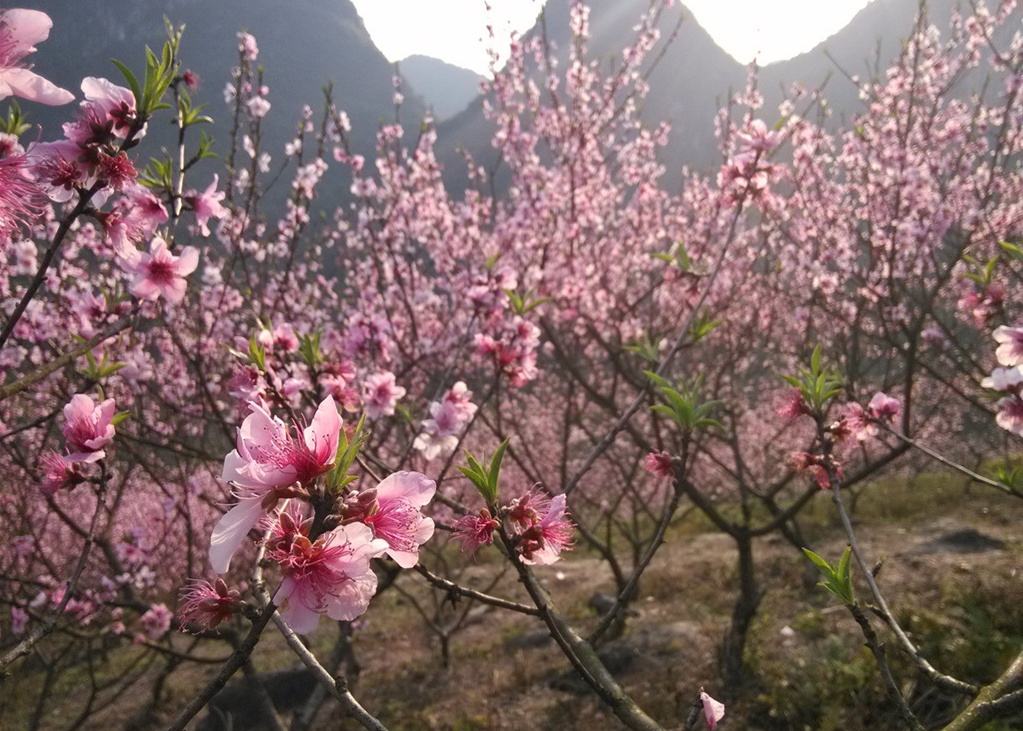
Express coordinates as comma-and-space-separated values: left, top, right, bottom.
7, 474, 1023, 730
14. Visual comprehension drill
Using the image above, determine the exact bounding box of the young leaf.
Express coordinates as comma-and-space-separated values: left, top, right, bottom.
487, 439, 509, 492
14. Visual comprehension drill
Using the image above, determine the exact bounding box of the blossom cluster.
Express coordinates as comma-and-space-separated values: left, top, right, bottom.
40, 393, 116, 495
205, 396, 435, 632
454, 489, 573, 566
983, 325, 1023, 435
412, 381, 478, 460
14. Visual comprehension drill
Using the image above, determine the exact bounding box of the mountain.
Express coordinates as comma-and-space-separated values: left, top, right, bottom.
759, 0, 955, 126
19, 0, 428, 210
12, 0, 1010, 208
434, 0, 1007, 193
399, 55, 484, 121
433, 0, 747, 193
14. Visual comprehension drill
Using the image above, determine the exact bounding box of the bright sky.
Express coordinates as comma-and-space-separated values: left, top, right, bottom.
351, 0, 873, 76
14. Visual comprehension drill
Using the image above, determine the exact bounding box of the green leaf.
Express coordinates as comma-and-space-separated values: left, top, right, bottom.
487, 439, 509, 491
837, 546, 852, 590
643, 370, 671, 390
999, 241, 1023, 260
111, 411, 132, 426
325, 413, 365, 493
298, 332, 322, 367
803, 546, 855, 605
1, 100, 31, 136
802, 548, 833, 575
689, 314, 720, 342
647, 374, 720, 434
780, 345, 843, 414
247, 337, 266, 371
111, 59, 142, 105
460, 442, 508, 505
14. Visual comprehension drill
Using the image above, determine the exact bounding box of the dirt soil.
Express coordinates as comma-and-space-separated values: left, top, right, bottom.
12, 481, 1023, 730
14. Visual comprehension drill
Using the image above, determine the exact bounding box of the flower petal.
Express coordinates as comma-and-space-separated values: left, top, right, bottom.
208, 497, 263, 574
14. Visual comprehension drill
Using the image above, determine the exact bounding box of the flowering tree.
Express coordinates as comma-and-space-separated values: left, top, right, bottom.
1, 2, 1022, 730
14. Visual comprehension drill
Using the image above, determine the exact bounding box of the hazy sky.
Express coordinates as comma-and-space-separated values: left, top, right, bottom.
351, 0, 873, 76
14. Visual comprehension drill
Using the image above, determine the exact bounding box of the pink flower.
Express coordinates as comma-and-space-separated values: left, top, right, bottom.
139, 603, 173, 640
845, 392, 901, 441
0, 9, 73, 105
995, 395, 1023, 436
475, 316, 541, 387
642, 451, 674, 479
10, 606, 28, 635
362, 371, 406, 419
791, 451, 841, 489
413, 382, 477, 459
177, 578, 240, 632
273, 323, 299, 352
777, 388, 809, 419
994, 326, 1023, 367
210, 396, 341, 574
0, 153, 45, 245
227, 365, 265, 404
102, 184, 168, 258
185, 175, 228, 236
360, 471, 436, 568
700, 691, 725, 730
72, 76, 140, 141
39, 450, 87, 495
453, 509, 500, 554
126, 236, 199, 304
238, 32, 259, 62
62, 393, 116, 460
25, 74, 138, 205
735, 119, 780, 154
26, 139, 88, 203
412, 428, 459, 461
96, 150, 136, 190
246, 95, 271, 118
982, 366, 1023, 392
269, 520, 387, 634
958, 284, 1003, 327
509, 492, 574, 566
866, 392, 900, 421
181, 69, 200, 91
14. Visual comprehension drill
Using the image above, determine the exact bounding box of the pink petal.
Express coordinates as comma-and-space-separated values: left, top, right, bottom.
416, 516, 435, 544
700, 692, 725, 730
130, 277, 160, 300
3, 9, 53, 50
304, 395, 341, 459
80, 76, 133, 106
386, 547, 420, 569
175, 246, 200, 276
375, 470, 436, 507
323, 571, 377, 622
220, 449, 249, 485
63, 393, 94, 421
0, 68, 73, 105
161, 277, 187, 305
240, 401, 285, 449
278, 582, 321, 634
208, 497, 263, 574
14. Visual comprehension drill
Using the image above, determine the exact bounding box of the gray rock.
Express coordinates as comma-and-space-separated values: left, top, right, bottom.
197, 667, 316, 731
918, 528, 1006, 554
504, 628, 553, 650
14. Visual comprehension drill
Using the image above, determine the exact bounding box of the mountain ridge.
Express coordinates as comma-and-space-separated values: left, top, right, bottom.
398, 54, 485, 121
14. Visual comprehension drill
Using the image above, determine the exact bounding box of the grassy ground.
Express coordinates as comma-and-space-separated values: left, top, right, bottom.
6, 472, 1023, 730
